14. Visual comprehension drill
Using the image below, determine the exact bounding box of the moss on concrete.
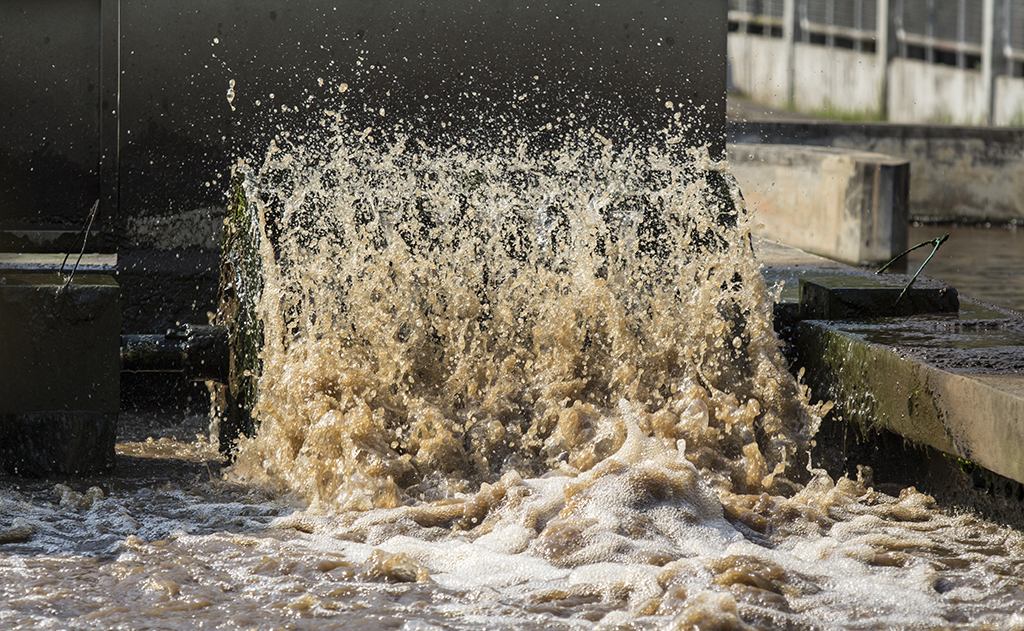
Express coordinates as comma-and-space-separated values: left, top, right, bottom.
211, 169, 264, 454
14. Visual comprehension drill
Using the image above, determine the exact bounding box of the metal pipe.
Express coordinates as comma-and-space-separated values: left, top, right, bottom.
121, 324, 229, 383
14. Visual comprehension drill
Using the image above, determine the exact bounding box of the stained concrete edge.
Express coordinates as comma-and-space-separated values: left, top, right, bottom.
756, 238, 1024, 486
0, 252, 118, 273
934, 373, 1024, 484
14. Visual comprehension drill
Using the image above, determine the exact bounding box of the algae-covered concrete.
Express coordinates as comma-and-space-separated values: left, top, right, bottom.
791, 314, 1024, 486
0, 273, 120, 476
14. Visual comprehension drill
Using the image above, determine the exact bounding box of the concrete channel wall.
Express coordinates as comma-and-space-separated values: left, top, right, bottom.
728, 121, 1024, 224
759, 240, 1024, 501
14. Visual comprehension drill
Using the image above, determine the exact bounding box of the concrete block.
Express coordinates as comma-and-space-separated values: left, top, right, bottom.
0, 273, 120, 476
799, 277, 959, 320
727, 121, 1024, 224
730, 143, 909, 266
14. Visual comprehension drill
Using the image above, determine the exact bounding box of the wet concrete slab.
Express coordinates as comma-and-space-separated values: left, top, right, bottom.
799, 276, 959, 320
756, 239, 1024, 486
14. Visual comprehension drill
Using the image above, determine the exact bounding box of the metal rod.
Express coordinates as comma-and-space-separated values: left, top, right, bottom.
876, 232, 950, 306
57, 200, 99, 296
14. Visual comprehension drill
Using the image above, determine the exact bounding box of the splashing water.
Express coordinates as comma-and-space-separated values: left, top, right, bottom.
225, 127, 823, 512
5, 117, 1024, 631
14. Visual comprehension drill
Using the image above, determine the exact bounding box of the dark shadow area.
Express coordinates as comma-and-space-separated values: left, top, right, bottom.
812, 414, 1024, 531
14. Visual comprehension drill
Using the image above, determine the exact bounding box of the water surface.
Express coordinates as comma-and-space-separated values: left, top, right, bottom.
908, 225, 1024, 312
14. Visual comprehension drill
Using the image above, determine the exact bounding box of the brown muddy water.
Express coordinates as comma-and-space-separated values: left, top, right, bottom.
4, 127, 1024, 630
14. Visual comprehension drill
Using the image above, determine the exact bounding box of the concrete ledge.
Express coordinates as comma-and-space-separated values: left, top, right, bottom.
730, 143, 909, 266
0, 252, 117, 273
729, 121, 1024, 223
756, 240, 1024, 487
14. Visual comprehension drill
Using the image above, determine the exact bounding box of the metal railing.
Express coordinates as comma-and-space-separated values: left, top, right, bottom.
729, 0, 787, 36
897, 0, 985, 69
802, 0, 876, 49
801, 0, 878, 50
1003, 0, 1024, 75
729, 0, 879, 47
730, 0, 1024, 77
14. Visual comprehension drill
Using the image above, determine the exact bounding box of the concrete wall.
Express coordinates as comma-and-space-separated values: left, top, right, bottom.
729, 121, 1024, 223
995, 76, 1024, 126
729, 143, 908, 266
729, 33, 1024, 126
728, 33, 791, 109
888, 59, 989, 125
0, 0, 110, 230
792, 43, 884, 117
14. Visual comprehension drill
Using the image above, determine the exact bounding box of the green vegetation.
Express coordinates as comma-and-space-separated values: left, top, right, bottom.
811, 99, 886, 123
213, 168, 265, 453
